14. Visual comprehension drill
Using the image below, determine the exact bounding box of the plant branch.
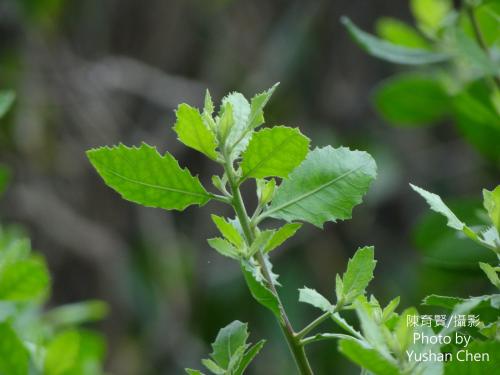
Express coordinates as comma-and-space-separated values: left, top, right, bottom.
207, 192, 232, 204
222, 152, 314, 375
296, 312, 331, 339
465, 5, 500, 89
300, 333, 353, 346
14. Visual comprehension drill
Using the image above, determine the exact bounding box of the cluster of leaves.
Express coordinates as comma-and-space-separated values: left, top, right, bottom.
343, 0, 500, 161
86, 82, 499, 374
87, 85, 378, 374
296, 184, 500, 375
186, 321, 265, 375
0, 227, 108, 375
414, 184, 500, 346
0, 91, 108, 375
297, 246, 444, 375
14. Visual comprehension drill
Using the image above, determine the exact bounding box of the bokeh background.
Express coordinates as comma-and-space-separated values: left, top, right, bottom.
1, 0, 498, 374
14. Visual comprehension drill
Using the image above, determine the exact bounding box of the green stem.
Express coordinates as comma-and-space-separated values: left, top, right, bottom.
296, 312, 331, 339
465, 5, 500, 89
300, 333, 353, 346
223, 156, 313, 375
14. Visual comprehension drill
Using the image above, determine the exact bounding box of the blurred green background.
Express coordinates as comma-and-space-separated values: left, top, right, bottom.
0, 0, 498, 373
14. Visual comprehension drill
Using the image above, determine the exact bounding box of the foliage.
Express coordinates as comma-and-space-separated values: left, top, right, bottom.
0, 226, 108, 375
186, 321, 265, 375
343, 0, 500, 161
87, 85, 378, 374
0, 92, 107, 375
88, 81, 500, 374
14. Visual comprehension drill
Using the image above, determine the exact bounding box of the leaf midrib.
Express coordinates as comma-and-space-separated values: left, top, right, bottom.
264, 165, 364, 218
106, 169, 208, 199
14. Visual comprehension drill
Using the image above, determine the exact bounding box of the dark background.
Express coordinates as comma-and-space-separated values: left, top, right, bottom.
1, 0, 498, 373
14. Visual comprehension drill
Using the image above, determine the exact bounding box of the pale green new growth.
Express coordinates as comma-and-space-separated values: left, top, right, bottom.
174, 104, 219, 160
479, 262, 500, 289
211, 215, 244, 248
483, 186, 500, 232
186, 321, 265, 375
263, 223, 302, 253
410, 184, 464, 230
299, 287, 334, 313
337, 246, 376, 305
411, 183, 500, 251
87, 143, 211, 211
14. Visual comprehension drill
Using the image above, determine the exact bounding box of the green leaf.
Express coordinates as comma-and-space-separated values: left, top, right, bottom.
410, 0, 451, 37
450, 28, 500, 77
483, 186, 500, 231
53, 330, 105, 375
0, 91, 15, 119
201, 359, 225, 374
422, 294, 465, 309
247, 230, 274, 258
353, 296, 390, 355
263, 223, 302, 253
211, 215, 244, 248
394, 307, 418, 353
44, 330, 81, 375
338, 338, 400, 375
381, 296, 400, 322
413, 198, 497, 268
452, 82, 500, 161
0, 323, 29, 375
0, 257, 49, 301
338, 246, 376, 304
241, 126, 310, 180
298, 287, 333, 312
174, 104, 218, 160
234, 340, 265, 375
375, 17, 430, 49
341, 17, 449, 65
217, 102, 234, 142
204, 90, 214, 117
186, 369, 205, 375
411, 184, 496, 250
374, 74, 450, 126
479, 262, 500, 288
241, 262, 280, 318
264, 146, 377, 228
87, 143, 211, 211
410, 184, 465, 230
44, 300, 109, 327
247, 84, 278, 130
223, 93, 251, 158
257, 178, 276, 206
445, 340, 500, 374
210, 321, 248, 370
207, 238, 240, 260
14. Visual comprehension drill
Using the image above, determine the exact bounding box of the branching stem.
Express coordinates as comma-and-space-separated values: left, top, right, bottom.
222, 151, 314, 375
300, 333, 353, 346
296, 312, 331, 339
